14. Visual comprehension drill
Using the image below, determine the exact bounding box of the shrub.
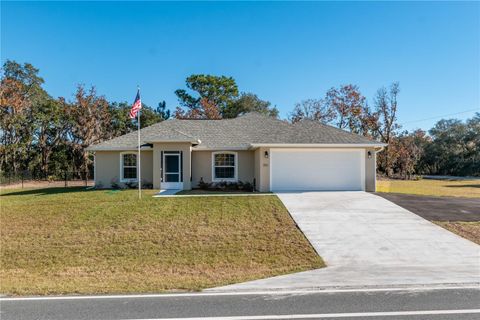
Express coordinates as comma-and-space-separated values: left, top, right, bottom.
111, 179, 121, 189
125, 181, 138, 189
198, 177, 213, 190
242, 181, 254, 192
142, 182, 153, 189
196, 179, 254, 192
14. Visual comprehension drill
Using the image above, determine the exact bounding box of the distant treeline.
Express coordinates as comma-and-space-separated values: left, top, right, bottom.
1, 60, 478, 179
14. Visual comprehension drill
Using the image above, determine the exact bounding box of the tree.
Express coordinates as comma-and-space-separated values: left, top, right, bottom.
289, 99, 335, 124
374, 82, 401, 176
420, 114, 480, 176
223, 92, 278, 118
156, 100, 170, 120
325, 84, 367, 133
109, 100, 169, 136
174, 74, 239, 119
464, 113, 480, 176
175, 97, 222, 120
32, 97, 70, 174
390, 130, 426, 179
67, 85, 111, 173
0, 60, 47, 174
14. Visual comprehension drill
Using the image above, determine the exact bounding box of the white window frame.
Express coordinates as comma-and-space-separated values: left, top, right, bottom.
212, 151, 238, 182
120, 152, 138, 182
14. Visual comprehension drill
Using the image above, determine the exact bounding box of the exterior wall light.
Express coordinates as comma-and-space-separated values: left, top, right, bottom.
367, 151, 372, 159
264, 151, 269, 159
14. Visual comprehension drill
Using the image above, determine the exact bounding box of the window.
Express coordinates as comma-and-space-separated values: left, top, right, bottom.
121, 152, 137, 182
212, 152, 237, 181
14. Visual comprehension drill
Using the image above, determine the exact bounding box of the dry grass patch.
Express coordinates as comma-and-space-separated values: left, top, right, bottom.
377, 179, 480, 198
0, 188, 323, 296
434, 221, 480, 245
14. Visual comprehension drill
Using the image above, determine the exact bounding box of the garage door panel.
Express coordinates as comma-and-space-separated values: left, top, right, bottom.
270, 149, 364, 191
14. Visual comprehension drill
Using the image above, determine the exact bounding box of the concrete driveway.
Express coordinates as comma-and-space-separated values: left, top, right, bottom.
211, 192, 480, 291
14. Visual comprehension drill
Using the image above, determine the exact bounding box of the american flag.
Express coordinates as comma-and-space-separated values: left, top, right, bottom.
129, 89, 142, 119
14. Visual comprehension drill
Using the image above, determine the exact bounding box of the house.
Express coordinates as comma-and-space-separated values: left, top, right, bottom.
87, 112, 386, 192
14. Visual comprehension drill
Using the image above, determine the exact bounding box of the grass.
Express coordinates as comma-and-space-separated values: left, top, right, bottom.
0, 187, 323, 296
433, 221, 480, 245
376, 179, 480, 198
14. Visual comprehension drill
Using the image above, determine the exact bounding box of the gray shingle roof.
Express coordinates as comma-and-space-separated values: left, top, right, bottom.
87, 112, 384, 151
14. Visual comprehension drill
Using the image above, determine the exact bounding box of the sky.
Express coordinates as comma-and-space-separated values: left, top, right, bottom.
1, 1, 479, 131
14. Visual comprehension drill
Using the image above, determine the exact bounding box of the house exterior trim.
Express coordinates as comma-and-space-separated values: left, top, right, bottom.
250, 143, 387, 148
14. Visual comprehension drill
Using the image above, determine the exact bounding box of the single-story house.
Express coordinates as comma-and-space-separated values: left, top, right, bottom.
87, 112, 386, 192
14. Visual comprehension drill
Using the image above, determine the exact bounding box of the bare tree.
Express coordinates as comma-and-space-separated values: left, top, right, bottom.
374, 82, 401, 176
289, 99, 336, 124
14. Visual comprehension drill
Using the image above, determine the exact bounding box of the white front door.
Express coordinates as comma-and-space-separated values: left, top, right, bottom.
162, 153, 183, 190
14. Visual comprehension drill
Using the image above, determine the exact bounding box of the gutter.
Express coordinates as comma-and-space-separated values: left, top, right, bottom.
375, 146, 385, 153
86, 140, 201, 151
144, 139, 201, 144
86, 146, 154, 152
249, 143, 388, 149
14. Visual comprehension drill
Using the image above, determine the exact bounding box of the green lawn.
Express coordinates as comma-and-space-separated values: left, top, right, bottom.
0, 188, 323, 296
376, 179, 480, 198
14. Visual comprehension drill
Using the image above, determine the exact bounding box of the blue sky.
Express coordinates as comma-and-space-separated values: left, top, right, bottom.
1, 1, 479, 131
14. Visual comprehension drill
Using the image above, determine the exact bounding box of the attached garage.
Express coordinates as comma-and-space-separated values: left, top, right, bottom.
270, 148, 365, 191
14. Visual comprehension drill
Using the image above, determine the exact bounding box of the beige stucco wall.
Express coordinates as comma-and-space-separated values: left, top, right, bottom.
365, 147, 376, 192
94, 146, 378, 192
256, 147, 271, 192
94, 150, 153, 188
191, 150, 255, 188
152, 143, 192, 190
254, 149, 261, 191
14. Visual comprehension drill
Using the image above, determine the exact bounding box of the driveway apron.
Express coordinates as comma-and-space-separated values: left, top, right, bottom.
210, 192, 480, 291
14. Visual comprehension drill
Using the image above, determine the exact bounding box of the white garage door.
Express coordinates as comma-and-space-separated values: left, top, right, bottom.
270, 149, 365, 191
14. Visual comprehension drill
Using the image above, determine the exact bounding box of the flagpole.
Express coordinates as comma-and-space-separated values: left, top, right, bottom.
137, 87, 141, 200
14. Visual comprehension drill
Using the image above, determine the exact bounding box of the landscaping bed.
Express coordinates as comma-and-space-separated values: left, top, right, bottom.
0, 187, 323, 295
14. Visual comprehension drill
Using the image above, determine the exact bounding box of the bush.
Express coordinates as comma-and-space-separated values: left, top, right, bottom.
241, 181, 254, 192
196, 179, 254, 192
198, 177, 213, 190
111, 179, 121, 189
125, 181, 138, 189
142, 182, 153, 189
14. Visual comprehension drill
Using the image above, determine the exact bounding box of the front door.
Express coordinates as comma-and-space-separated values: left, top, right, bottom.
162, 153, 183, 190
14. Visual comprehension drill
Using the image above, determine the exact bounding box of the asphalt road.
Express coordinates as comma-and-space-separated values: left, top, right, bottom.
375, 193, 480, 222
1, 287, 479, 320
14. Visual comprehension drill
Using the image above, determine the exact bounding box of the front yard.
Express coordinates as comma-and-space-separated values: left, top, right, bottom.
0, 188, 323, 296
377, 178, 480, 245
376, 178, 480, 198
